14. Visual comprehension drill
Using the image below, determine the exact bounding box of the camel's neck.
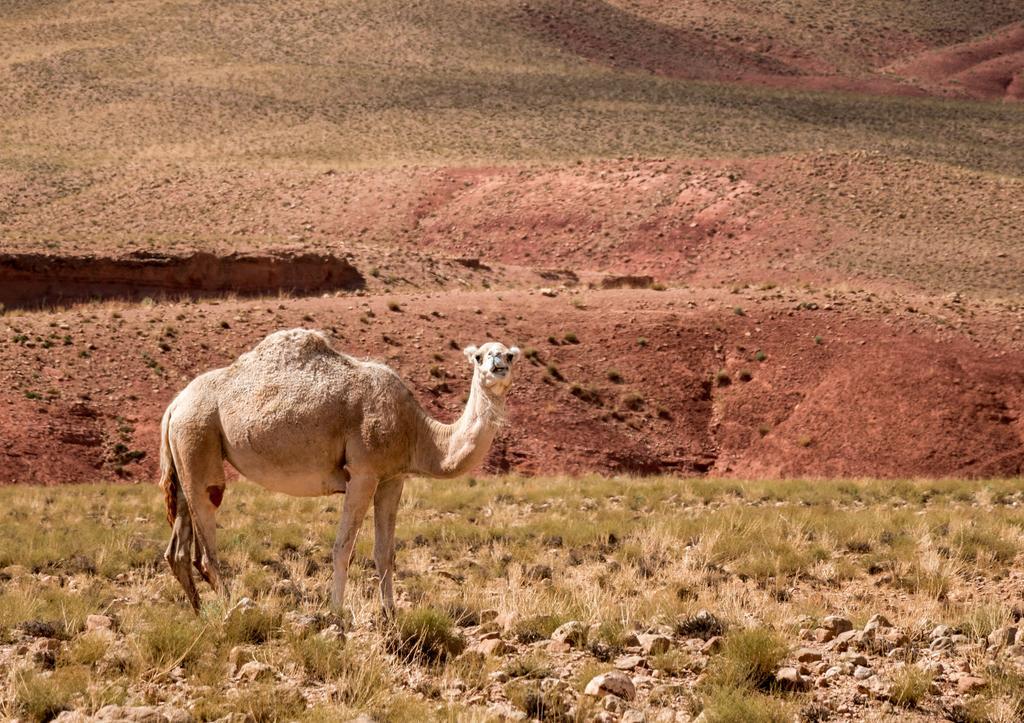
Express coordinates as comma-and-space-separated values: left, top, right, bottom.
410, 376, 504, 479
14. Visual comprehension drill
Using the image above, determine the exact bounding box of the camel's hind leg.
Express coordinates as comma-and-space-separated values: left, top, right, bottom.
165, 484, 201, 611
171, 427, 230, 601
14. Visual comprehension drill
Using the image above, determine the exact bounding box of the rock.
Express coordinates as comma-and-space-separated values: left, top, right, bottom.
830, 629, 858, 651
526, 564, 552, 580
878, 629, 910, 652
621, 710, 646, 723
1, 564, 29, 579
813, 627, 834, 643
282, 611, 327, 637
86, 614, 114, 632
615, 655, 645, 671
236, 660, 275, 682
30, 638, 61, 668
823, 666, 843, 680
842, 653, 868, 667
585, 671, 637, 701
930, 636, 953, 651
227, 596, 257, 617
540, 288, 559, 297
318, 624, 345, 642
638, 633, 671, 656
602, 693, 629, 713
957, 675, 987, 694
700, 636, 723, 654
775, 667, 809, 691
930, 625, 951, 640
475, 638, 509, 656
92, 706, 193, 723
988, 626, 1017, 649
551, 621, 588, 647
823, 616, 854, 635
795, 648, 822, 663
865, 613, 893, 630
271, 579, 301, 601
853, 666, 873, 680
489, 670, 510, 683
546, 640, 571, 654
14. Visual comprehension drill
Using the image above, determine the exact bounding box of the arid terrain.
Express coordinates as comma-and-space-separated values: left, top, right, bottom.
1, 0, 1023, 721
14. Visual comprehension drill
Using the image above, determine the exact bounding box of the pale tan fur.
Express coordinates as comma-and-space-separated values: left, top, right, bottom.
160, 328, 519, 614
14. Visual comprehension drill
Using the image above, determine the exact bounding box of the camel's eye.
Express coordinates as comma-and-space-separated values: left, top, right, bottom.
475, 354, 482, 364
505, 353, 513, 363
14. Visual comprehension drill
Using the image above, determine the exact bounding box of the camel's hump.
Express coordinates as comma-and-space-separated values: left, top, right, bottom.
241, 328, 350, 367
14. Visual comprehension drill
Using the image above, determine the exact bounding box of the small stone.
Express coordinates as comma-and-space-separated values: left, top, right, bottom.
638, 633, 672, 656
853, 666, 873, 680
813, 627, 834, 643
795, 648, 822, 663
489, 670, 510, 683
86, 614, 114, 632
318, 624, 345, 642
823, 666, 843, 680
602, 694, 628, 713
585, 671, 637, 701
957, 676, 987, 694
551, 621, 588, 647
775, 667, 809, 690
930, 625, 951, 640
842, 653, 868, 667
30, 638, 61, 668
1, 564, 29, 579
830, 629, 858, 651
546, 640, 571, 654
621, 710, 646, 723
540, 288, 558, 297
823, 616, 853, 635
866, 613, 893, 629
615, 655, 645, 671
282, 611, 326, 637
700, 636, 723, 654
235, 660, 274, 682
988, 626, 1017, 649
270, 579, 301, 601
475, 638, 509, 656
930, 636, 953, 651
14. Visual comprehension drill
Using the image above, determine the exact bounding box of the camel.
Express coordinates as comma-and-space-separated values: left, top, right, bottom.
159, 328, 519, 615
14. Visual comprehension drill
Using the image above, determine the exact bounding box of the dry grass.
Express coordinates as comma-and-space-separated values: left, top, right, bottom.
0, 476, 1023, 719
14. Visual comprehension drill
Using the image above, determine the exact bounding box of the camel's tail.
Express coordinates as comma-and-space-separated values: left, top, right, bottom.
160, 403, 179, 527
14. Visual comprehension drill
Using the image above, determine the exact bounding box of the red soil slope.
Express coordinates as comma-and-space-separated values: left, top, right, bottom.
2, 288, 1021, 485
888, 23, 1024, 101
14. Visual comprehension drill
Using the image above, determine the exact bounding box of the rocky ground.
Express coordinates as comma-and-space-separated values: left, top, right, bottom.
2, 478, 1023, 721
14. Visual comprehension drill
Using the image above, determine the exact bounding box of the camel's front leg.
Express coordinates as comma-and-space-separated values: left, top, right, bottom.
373, 477, 405, 617
331, 473, 377, 615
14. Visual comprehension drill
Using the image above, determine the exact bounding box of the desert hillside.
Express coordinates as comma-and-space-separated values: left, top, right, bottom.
1, 0, 1022, 483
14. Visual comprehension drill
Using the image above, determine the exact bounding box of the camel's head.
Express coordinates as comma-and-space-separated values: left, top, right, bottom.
465, 342, 520, 394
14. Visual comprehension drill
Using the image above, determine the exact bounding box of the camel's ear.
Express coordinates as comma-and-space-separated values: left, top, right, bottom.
463, 345, 479, 364
508, 346, 521, 363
